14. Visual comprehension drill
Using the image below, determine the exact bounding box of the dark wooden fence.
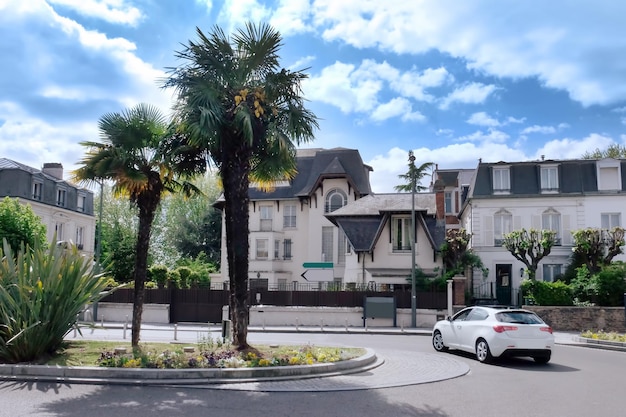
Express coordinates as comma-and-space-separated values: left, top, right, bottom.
100, 288, 446, 323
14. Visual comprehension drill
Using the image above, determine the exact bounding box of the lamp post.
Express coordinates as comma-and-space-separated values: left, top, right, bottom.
409, 151, 417, 328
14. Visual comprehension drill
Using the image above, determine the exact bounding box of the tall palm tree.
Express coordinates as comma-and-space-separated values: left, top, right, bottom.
394, 150, 434, 192
73, 103, 206, 346
164, 23, 318, 349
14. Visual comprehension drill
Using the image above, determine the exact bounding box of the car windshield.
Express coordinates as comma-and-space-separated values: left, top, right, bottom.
495, 311, 544, 324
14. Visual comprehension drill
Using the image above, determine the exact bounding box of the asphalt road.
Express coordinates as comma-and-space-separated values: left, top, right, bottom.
1, 331, 624, 417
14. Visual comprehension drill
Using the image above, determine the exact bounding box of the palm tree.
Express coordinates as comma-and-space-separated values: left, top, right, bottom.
73, 103, 206, 347
164, 23, 318, 349
394, 150, 434, 192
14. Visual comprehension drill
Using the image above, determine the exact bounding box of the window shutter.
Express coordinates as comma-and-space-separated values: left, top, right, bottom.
484, 216, 493, 246
531, 215, 541, 229
562, 214, 571, 245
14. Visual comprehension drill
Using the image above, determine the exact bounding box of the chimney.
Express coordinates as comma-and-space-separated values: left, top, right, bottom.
42, 163, 63, 180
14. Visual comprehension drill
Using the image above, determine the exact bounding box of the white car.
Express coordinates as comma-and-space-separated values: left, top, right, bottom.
432, 306, 555, 364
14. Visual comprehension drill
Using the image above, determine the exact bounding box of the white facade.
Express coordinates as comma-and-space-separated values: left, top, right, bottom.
216, 148, 444, 289
0, 159, 96, 256
459, 157, 626, 304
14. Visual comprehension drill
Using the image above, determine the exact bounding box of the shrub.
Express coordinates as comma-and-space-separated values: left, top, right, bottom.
0, 239, 116, 363
176, 266, 192, 289
0, 197, 47, 253
149, 265, 169, 289
167, 269, 181, 289
520, 279, 573, 306
571, 263, 626, 306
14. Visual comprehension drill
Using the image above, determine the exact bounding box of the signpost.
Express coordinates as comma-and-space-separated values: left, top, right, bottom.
301, 262, 333, 282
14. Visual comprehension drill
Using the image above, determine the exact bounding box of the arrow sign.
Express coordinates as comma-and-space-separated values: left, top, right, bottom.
300, 269, 333, 282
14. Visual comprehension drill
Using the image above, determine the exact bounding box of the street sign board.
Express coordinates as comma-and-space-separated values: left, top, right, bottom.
300, 269, 333, 282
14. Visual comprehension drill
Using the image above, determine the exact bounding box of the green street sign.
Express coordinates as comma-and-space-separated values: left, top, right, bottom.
302, 262, 333, 268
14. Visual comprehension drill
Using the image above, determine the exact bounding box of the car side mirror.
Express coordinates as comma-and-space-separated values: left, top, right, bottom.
446, 316, 452, 321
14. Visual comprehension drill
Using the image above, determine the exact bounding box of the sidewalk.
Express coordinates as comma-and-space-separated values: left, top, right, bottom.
66, 321, 601, 348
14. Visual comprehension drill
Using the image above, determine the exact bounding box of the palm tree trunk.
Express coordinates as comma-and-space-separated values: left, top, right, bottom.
222, 147, 251, 349
131, 189, 160, 347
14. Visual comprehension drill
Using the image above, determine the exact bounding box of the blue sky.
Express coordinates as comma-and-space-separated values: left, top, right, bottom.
1, 0, 625, 193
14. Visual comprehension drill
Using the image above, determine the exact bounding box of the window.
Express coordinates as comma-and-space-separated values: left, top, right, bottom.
57, 188, 67, 207
541, 166, 558, 191
444, 191, 453, 214
392, 216, 412, 252
283, 204, 296, 228
55, 222, 64, 241
494, 210, 512, 245
76, 226, 84, 250
274, 239, 280, 259
325, 189, 347, 213
322, 226, 334, 262
77, 194, 86, 212
542, 264, 562, 282
256, 239, 268, 259
542, 209, 561, 245
337, 231, 346, 265
493, 168, 510, 192
260, 206, 272, 231
32, 181, 43, 200
283, 239, 292, 260
601, 213, 621, 229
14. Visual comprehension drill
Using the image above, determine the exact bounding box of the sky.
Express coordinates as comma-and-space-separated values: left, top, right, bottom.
1, 0, 626, 193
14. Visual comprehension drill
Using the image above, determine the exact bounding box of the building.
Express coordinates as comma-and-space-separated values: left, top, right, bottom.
325, 192, 445, 288
430, 166, 475, 229
0, 158, 95, 255
459, 157, 626, 304
215, 148, 444, 289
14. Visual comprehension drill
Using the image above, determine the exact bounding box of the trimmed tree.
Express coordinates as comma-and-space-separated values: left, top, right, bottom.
502, 229, 557, 280
572, 227, 626, 273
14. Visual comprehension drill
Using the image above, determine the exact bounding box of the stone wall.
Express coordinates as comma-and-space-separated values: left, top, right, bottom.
525, 306, 626, 333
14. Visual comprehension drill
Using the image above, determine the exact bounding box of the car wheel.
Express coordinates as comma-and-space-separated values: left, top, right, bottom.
475, 338, 493, 363
432, 331, 448, 352
533, 352, 551, 364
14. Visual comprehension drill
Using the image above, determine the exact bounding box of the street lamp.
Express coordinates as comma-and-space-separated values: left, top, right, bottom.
409, 151, 417, 328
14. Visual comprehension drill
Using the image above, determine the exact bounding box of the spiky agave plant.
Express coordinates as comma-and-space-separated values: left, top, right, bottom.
0, 239, 116, 363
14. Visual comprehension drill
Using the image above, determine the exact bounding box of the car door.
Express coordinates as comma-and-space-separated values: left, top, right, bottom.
445, 308, 473, 349
458, 307, 490, 351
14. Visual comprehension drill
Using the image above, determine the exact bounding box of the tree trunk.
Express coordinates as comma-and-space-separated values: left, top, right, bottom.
222, 146, 251, 349
131, 182, 161, 347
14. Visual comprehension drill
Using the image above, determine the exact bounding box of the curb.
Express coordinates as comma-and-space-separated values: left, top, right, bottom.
0, 348, 380, 386
573, 336, 626, 352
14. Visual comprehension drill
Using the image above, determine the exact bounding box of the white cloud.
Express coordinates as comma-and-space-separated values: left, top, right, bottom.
439, 83, 498, 109
305, 59, 440, 122
270, 0, 314, 35
307, 0, 626, 106
289, 55, 316, 71
467, 112, 500, 127
370, 97, 426, 123
456, 129, 509, 144
49, 0, 143, 25
218, 0, 272, 30
534, 134, 615, 160
521, 125, 557, 135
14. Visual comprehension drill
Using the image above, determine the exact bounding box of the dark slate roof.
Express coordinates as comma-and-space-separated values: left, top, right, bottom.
0, 158, 63, 183
248, 148, 372, 200
334, 216, 384, 252
469, 158, 626, 198
325, 193, 443, 253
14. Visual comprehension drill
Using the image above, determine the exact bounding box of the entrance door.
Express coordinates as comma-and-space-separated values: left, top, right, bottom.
495, 264, 512, 305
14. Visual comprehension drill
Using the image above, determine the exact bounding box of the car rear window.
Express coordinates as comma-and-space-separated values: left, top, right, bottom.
495, 311, 544, 324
